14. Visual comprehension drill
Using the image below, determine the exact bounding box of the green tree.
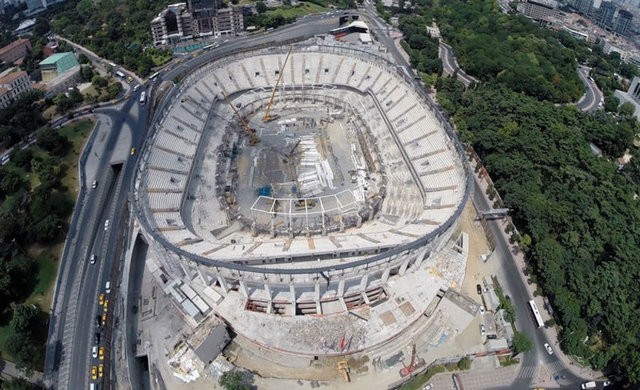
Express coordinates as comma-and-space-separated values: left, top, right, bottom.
36, 127, 70, 157
1, 377, 34, 390
457, 356, 471, 370
512, 331, 533, 356
219, 371, 248, 390
619, 102, 636, 117
6, 304, 44, 375
256, 1, 267, 14
80, 65, 94, 81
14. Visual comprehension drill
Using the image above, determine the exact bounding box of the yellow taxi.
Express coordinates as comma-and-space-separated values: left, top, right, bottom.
91, 366, 97, 380
99, 346, 105, 361
98, 293, 105, 306
101, 313, 107, 326
103, 299, 109, 312
98, 364, 104, 378
130, 147, 136, 155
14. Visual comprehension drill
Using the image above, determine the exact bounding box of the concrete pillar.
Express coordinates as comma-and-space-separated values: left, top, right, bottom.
361, 291, 371, 305
290, 284, 297, 315
264, 283, 272, 301
414, 247, 429, 268
359, 274, 369, 293
179, 261, 193, 281
338, 279, 345, 297
315, 282, 322, 315
356, 215, 362, 228
238, 280, 249, 297
398, 257, 411, 276
217, 275, 229, 293
381, 267, 391, 284
195, 264, 208, 286
368, 206, 375, 221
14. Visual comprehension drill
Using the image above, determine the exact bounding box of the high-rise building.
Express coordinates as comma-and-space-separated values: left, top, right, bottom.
613, 9, 633, 35
598, 1, 617, 28
187, 0, 221, 35
150, 3, 194, 45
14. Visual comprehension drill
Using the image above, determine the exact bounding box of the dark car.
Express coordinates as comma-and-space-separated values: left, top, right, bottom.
94, 332, 101, 345
95, 315, 101, 328
476, 284, 482, 295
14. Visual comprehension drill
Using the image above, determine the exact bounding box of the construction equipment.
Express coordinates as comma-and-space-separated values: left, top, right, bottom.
399, 344, 417, 377
223, 92, 259, 145
337, 361, 350, 382
263, 46, 293, 123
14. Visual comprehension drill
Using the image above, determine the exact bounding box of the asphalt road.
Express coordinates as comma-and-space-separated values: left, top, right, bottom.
45, 94, 149, 390
45, 15, 343, 390
576, 66, 603, 112
45, 8, 600, 390
439, 42, 476, 87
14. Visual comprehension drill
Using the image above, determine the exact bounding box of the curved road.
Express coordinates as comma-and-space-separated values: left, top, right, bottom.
45, 8, 601, 390
576, 65, 603, 112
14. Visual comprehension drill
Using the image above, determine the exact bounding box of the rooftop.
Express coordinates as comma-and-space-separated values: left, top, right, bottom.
0, 71, 27, 85
0, 38, 31, 56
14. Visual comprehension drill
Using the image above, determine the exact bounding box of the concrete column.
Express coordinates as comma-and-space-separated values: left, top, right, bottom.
195, 264, 208, 286
381, 267, 391, 284
361, 291, 371, 305
290, 284, 297, 315
337, 279, 345, 297
217, 275, 229, 293
398, 257, 411, 276
359, 274, 369, 293
179, 261, 193, 281
414, 247, 429, 268
315, 282, 322, 315
264, 283, 272, 301
238, 280, 249, 297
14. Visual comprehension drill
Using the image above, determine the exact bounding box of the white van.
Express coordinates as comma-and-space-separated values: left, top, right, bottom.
90, 384, 96, 390
581, 382, 596, 389
105, 281, 111, 294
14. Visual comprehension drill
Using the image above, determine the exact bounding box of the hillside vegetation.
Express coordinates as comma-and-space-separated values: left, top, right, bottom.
50, 0, 171, 76
394, 0, 640, 384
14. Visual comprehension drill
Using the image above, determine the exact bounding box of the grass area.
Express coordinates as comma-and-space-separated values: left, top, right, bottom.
150, 52, 173, 67
266, 2, 329, 18
400, 365, 446, 390
0, 323, 14, 362
58, 120, 95, 197
0, 120, 93, 365
498, 355, 519, 367
25, 247, 61, 311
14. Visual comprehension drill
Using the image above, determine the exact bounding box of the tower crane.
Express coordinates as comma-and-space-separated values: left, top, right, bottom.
399, 344, 417, 377
223, 92, 259, 146
263, 46, 293, 123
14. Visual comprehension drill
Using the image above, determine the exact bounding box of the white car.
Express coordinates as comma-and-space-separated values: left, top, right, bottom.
480, 324, 486, 335
105, 281, 111, 294
90, 254, 97, 264
479, 305, 485, 315
92, 346, 98, 358
544, 342, 554, 355
421, 384, 433, 390
104, 219, 110, 231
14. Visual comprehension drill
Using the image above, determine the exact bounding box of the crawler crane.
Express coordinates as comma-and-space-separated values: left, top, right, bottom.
263, 46, 293, 123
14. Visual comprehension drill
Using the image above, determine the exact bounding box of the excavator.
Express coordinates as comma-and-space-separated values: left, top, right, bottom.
399, 344, 417, 377
337, 360, 350, 382
263, 46, 293, 123
223, 92, 259, 146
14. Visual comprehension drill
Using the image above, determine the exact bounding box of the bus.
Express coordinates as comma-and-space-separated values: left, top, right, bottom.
149, 71, 160, 81
139, 91, 146, 105
528, 299, 544, 328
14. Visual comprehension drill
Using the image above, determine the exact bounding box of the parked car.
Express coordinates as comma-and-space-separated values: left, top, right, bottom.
476, 284, 482, 295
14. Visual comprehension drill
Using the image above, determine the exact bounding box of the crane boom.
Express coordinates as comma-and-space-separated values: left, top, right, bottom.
264, 46, 293, 122
223, 92, 259, 145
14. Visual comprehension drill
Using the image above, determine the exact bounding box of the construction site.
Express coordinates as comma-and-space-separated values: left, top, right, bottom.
127, 34, 500, 389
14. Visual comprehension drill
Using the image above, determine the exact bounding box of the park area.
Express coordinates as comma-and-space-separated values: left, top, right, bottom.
0, 119, 94, 371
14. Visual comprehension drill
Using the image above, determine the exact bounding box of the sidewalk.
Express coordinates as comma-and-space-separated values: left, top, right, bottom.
468, 156, 602, 382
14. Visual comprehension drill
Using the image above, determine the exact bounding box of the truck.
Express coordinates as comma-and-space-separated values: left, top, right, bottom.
581, 382, 596, 389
